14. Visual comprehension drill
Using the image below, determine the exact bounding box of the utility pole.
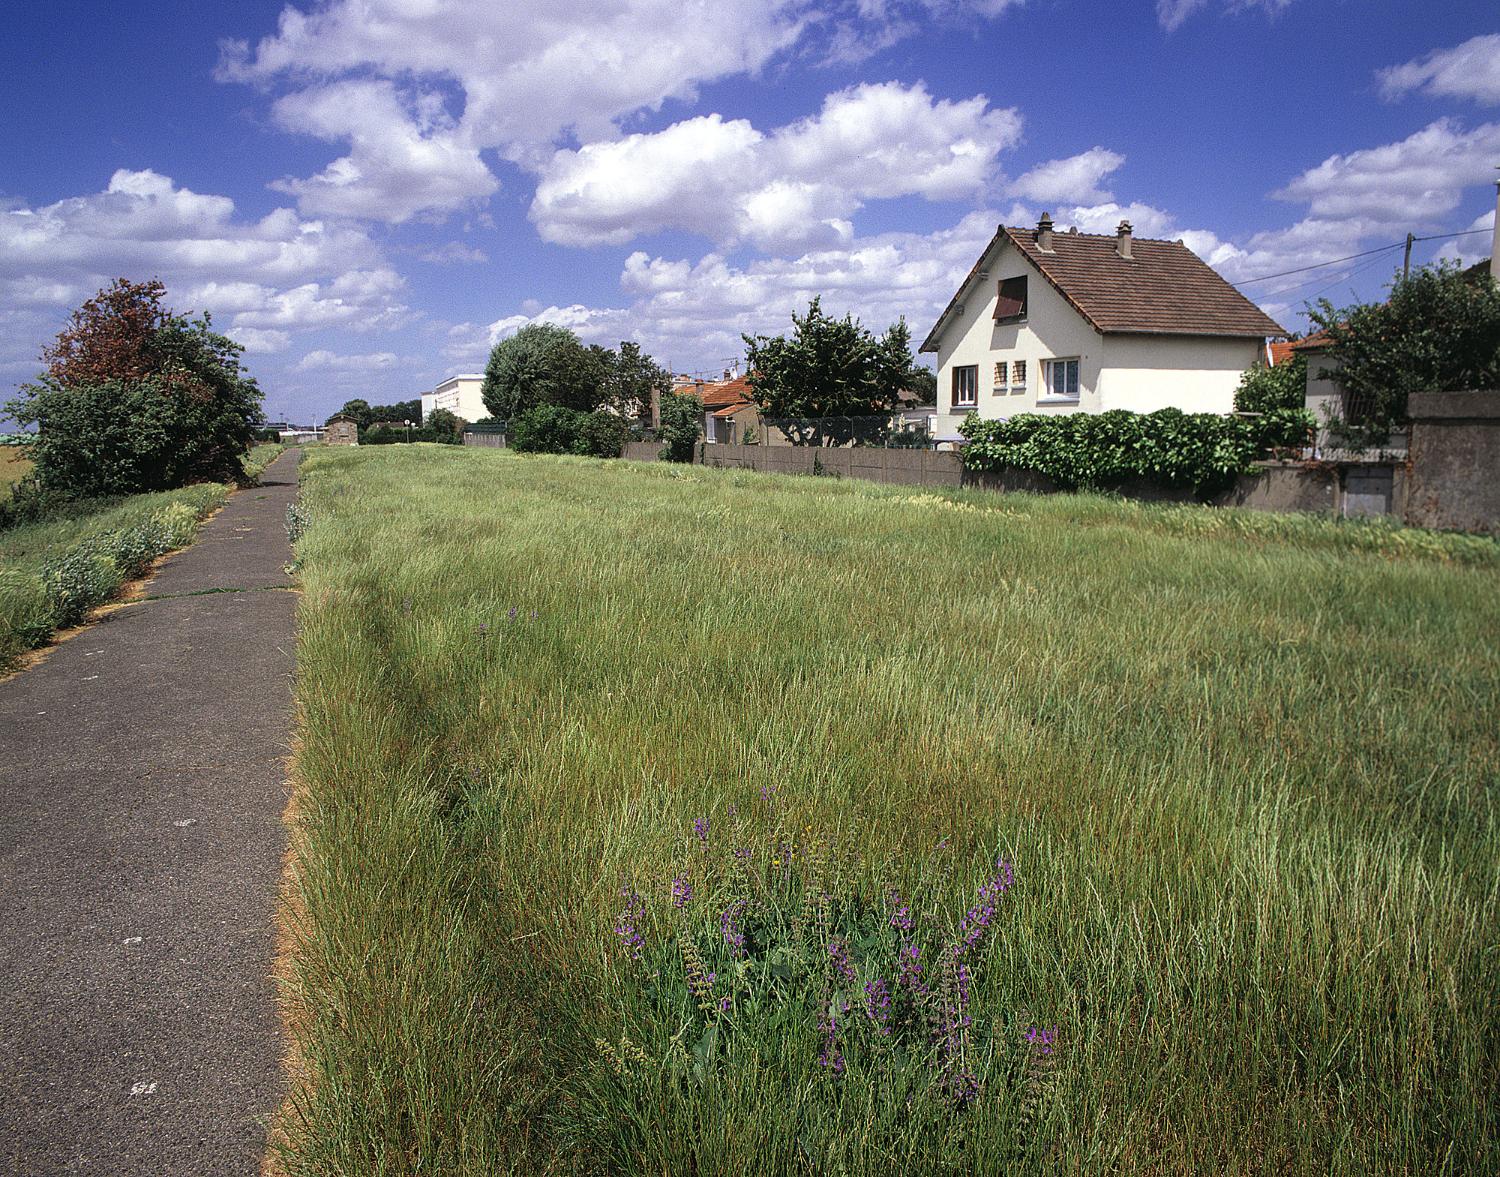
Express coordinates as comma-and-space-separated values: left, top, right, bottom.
1402, 232, 1415, 280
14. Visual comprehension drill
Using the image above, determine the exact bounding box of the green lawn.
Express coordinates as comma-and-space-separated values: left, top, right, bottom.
281, 444, 1498, 1175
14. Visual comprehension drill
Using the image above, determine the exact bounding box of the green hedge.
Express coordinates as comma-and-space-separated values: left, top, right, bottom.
958, 408, 1314, 495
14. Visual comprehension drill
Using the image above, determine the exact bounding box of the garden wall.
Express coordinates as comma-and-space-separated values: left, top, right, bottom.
1405, 391, 1500, 535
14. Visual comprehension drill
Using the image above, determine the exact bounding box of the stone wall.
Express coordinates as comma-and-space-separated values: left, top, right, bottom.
699, 444, 964, 487
1405, 391, 1500, 535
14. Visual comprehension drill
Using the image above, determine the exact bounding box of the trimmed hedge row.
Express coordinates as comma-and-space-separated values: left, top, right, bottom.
958, 408, 1314, 495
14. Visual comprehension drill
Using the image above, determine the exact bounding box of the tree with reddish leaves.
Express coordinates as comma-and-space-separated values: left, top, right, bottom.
7, 278, 264, 498
40, 278, 172, 388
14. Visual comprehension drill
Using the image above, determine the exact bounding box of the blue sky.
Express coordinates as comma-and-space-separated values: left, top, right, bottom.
3, 1, 1497, 424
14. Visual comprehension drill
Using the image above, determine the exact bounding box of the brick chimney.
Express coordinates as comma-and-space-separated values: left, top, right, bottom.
1116, 220, 1134, 260
1036, 212, 1055, 252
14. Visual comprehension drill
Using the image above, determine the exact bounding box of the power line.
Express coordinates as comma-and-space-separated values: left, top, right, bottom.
1232, 226, 1492, 288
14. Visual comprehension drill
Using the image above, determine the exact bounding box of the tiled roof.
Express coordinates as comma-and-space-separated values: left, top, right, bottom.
1268, 340, 1299, 366
695, 374, 757, 410
1289, 329, 1332, 352
921, 225, 1284, 350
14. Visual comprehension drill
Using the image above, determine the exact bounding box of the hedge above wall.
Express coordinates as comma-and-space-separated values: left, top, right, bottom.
958, 408, 1314, 496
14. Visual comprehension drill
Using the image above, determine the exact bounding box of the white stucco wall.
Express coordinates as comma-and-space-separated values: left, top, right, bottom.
927, 236, 1267, 433
424, 374, 487, 423
930, 238, 1102, 437
1096, 335, 1263, 414
1301, 347, 1343, 437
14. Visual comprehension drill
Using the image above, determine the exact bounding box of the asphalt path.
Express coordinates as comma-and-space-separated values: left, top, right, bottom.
0, 451, 300, 1175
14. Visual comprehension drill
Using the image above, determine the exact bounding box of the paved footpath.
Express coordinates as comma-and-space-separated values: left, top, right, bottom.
1, 450, 301, 1176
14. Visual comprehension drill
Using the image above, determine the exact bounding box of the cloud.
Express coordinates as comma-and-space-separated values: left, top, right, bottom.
418, 242, 489, 265
530, 82, 1021, 251
1157, 0, 1294, 34
0, 169, 412, 387
1009, 147, 1124, 206
220, 2, 1029, 223
1272, 118, 1500, 229
295, 349, 407, 371
1378, 35, 1500, 106
269, 81, 498, 223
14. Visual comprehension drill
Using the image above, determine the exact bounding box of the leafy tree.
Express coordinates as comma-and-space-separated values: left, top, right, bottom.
368, 398, 421, 425
423, 407, 463, 443
598, 341, 671, 420
905, 364, 938, 405
658, 390, 702, 462
741, 298, 918, 444
6, 278, 262, 497
1310, 262, 1500, 445
1233, 353, 1307, 414
336, 398, 375, 429
481, 324, 605, 420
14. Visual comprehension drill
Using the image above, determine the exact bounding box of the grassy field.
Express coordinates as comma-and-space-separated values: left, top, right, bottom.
282, 444, 1498, 1175
0, 445, 33, 491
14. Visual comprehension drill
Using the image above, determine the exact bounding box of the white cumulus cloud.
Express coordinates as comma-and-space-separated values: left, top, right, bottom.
530, 82, 1022, 251
1378, 35, 1500, 106
1009, 147, 1125, 206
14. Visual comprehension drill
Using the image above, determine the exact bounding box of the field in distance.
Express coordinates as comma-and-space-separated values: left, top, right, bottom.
280, 444, 1498, 1175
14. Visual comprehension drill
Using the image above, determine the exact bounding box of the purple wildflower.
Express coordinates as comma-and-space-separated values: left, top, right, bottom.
720, 899, 747, 957
817, 1002, 848, 1076
760, 782, 777, 803
1025, 1024, 1057, 1057
692, 816, 710, 846
727, 803, 737, 818
613, 886, 644, 962
670, 876, 693, 908
864, 978, 892, 1036
719, 995, 731, 1014
897, 941, 926, 994
888, 891, 913, 933
529, 609, 538, 621
955, 859, 1014, 959
476, 622, 489, 635
732, 847, 752, 867
828, 938, 857, 984
507, 605, 518, 621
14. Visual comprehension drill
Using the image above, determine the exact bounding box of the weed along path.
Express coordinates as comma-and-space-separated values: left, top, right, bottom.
0, 450, 300, 1175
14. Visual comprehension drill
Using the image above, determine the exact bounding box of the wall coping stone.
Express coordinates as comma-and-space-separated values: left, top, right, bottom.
1407, 390, 1500, 422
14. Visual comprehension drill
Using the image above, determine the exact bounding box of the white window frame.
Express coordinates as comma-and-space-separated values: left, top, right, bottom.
952, 364, 978, 409
1041, 357, 1080, 402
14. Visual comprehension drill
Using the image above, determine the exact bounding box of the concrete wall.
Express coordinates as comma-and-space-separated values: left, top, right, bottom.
623, 441, 662, 461
462, 431, 507, 448
1405, 391, 1500, 535
699, 444, 965, 487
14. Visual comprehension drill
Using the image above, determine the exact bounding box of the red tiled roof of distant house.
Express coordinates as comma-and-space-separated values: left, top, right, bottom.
1268, 340, 1300, 366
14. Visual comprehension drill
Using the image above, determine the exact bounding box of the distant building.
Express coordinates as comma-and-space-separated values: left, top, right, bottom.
421, 374, 487, 424
323, 414, 359, 446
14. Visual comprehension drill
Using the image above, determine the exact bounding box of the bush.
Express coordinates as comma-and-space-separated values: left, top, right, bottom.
659, 391, 702, 463
959, 407, 1314, 495
509, 404, 589, 454
6, 279, 262, 498
1233, 354, 1307, 414
576, 411, 630, 458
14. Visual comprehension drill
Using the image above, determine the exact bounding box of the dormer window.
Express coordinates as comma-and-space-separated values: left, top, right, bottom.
994, 276, 1027, 323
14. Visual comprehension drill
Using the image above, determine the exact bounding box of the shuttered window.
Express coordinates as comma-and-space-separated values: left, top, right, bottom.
994, 276, 1028, 322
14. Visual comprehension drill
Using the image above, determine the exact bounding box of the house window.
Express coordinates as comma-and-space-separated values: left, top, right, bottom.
1011, 360, 1027, 395
1043, 358, 1080, 400
993, 361, 1008, 389
994, 276, 1028, 322
951, 365, 978, 408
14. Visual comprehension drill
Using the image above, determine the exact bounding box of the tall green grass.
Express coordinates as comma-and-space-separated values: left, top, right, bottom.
281, 445, 1498, 1175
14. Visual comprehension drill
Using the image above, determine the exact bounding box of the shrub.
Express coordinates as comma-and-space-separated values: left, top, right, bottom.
6, 279, 262, 497
509, 404, 589, 454
959, 407, 1314, 495
1233, 354, 1307, 414
575, 411, 630, 458
658, 391, 702, 462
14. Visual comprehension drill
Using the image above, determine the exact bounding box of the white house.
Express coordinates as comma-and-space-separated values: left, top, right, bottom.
421, 374, 487, 423
920, 214, 1284, 438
